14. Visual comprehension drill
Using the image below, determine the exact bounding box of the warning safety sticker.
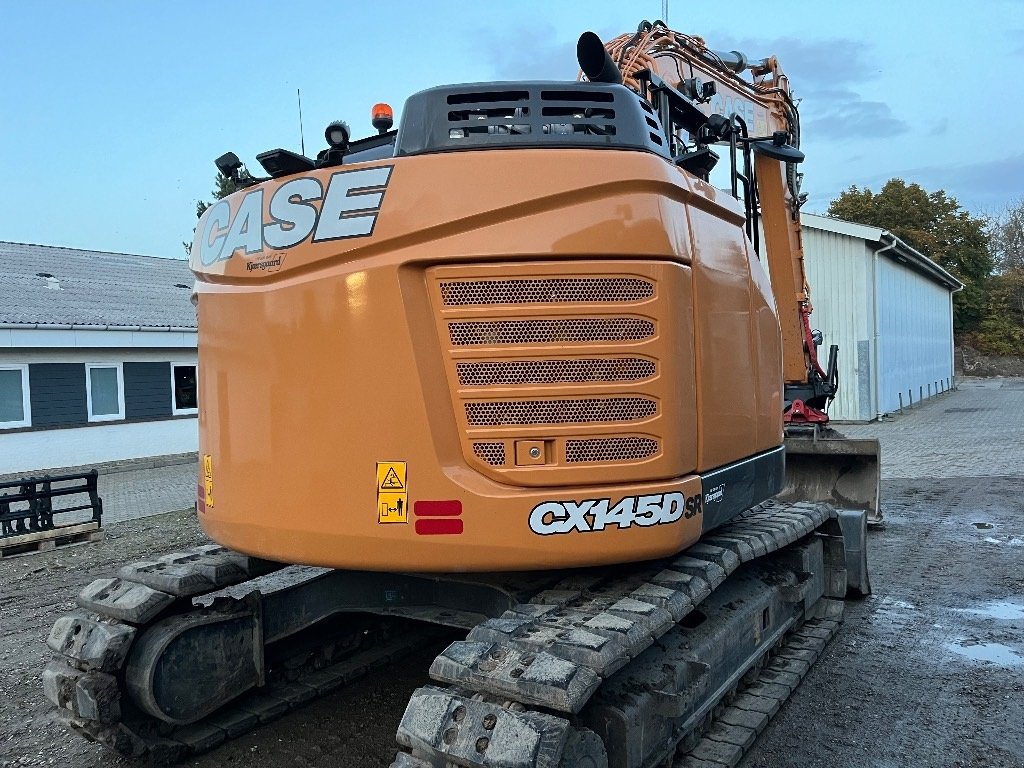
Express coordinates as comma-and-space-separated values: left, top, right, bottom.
202, 454, 215, 509
376, 461, 408, 524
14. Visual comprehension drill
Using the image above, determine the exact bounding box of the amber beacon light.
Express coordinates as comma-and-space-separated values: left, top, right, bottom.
372, 102, 394, 133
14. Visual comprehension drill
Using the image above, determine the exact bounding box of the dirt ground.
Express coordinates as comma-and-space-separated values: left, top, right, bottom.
742, 476, 1024, 768
2, 466, 1023, 766
955, 342, 1024, 378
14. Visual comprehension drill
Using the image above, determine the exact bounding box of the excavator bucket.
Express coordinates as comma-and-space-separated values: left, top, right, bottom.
780, 433, 882, 525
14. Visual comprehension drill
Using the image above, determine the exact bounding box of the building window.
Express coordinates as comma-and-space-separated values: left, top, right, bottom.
172, 363, 198, 415
0, 365, 31, 429
85, 363, 125, 422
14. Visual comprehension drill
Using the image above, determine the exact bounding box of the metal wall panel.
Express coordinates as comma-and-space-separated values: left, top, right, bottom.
876, 257, 954, 414
798, 227, 875, 421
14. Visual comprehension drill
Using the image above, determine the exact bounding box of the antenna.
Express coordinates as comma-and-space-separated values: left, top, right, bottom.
661, 0, 669, 23
297, 88, 306, 156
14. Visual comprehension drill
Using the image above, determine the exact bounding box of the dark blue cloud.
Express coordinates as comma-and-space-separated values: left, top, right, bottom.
808, 153, 1024, 214
905, 153, 1024, 211
803, 92, 909, 139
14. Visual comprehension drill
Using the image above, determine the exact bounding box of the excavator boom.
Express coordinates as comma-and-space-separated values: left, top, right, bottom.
581, 21, 881, 523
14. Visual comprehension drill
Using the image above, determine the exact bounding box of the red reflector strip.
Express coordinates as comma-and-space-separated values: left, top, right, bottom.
414, 500, 463, 517
415, 518, 464, 536
196, 485, 206, 513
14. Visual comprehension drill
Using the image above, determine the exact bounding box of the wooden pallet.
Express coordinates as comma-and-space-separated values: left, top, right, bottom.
0, 521, 103, 558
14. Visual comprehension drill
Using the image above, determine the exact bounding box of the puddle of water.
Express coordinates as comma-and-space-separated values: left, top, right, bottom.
973, 522, 994, 529
883, 599, 917, 611
956, 601, 1024, 620
983, 536, 1024, 547
947, 641, 1024, 665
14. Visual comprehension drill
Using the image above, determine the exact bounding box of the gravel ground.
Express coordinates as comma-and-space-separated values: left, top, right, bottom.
1, 379, 1022, 768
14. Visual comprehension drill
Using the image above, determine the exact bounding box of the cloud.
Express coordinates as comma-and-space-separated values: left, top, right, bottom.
802, 92, 909, 139
810, 153, 1024, 215
480, 24, 578, 81
709, 35, 871, 92
928, 118, 950, 137
679, 34, 908, 143
900, 153, 1024, 211
480, 27, 911, 147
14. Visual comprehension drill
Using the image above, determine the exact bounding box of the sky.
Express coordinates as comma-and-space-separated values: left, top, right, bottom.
2, 0, 1022, 258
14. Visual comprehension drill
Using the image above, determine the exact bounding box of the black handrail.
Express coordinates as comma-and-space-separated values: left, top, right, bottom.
0, 470, 103, 537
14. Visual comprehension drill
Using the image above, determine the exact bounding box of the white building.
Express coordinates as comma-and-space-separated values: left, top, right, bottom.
799, 213, 964, 421
0, 242, 197, 475
0, 217, 963, 475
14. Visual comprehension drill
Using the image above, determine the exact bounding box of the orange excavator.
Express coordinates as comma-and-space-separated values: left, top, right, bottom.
44, 20, 877, 767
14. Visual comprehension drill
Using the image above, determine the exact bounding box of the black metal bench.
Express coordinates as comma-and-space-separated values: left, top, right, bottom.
0, 470, 103, 538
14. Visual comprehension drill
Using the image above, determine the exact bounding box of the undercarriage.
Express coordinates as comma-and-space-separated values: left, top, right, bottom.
43, 500, 868, 766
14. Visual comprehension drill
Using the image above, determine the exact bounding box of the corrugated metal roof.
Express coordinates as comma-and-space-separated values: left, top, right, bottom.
801, 213, 964, 292
0, 241, 196, 329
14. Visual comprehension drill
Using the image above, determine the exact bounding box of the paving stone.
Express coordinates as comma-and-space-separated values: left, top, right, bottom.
839, 379, 1024, 479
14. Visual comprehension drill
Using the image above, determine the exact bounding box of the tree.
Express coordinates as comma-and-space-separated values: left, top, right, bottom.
990, 198, 1024, 273
974, 199, 1024, 355
975, 270, 1024, 355
183, 168, 254, 255
827, 179, 993, 331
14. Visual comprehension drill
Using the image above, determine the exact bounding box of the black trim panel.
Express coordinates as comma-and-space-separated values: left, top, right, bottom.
125, 362, 173, 420
701, 446, 785, 532
28, 363, 87, 427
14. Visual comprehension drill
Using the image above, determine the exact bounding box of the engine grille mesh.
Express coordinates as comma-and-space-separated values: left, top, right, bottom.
449, 318, 654, 346
565, 437, 659, 463
472, 442, 507, 466
465, 397, 656, 426
440, 278, 654, 306
456, 358, 656, 386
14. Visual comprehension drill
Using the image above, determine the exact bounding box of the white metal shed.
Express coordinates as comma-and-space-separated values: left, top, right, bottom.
797, 214, 963, 421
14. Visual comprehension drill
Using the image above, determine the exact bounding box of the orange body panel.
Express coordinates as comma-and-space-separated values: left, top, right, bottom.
190, 148, 782, 572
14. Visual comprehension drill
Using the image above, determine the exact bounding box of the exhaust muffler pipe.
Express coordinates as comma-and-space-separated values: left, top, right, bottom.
577, 32, 622, 84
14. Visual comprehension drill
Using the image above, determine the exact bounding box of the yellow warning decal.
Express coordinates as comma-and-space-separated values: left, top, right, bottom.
203, 454, 214, 509
377, 461, 408, 524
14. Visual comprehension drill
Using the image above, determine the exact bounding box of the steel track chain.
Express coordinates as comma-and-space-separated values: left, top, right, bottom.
674, 604, 844, 768
391, 501, 837, 768
42, 544, 443, 761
